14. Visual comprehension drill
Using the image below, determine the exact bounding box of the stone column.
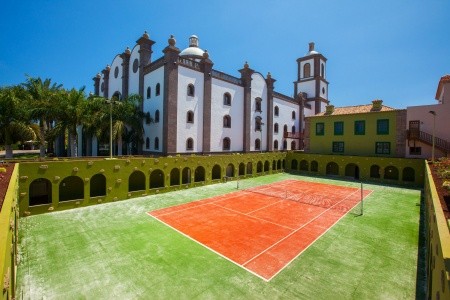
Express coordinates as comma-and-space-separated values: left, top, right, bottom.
136, 31, 155, 100
239, 62, 254, 152
201, 50, 214, 153
93, 73, 101, 96
120, 47, 131, 98
265, 72, 276, 151
101, 65, 110, 98
395, 110, 407, 157
162, 35, 180, 155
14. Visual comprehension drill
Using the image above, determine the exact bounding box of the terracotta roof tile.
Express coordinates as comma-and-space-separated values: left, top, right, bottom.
435, 74, 450, 100
312, 104, 397, 117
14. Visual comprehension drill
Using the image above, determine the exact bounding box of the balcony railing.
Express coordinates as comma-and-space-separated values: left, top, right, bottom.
407, 129, 450, 153
283, 132, 303, 139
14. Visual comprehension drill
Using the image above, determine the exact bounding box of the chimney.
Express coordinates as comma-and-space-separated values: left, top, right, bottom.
372, 99, 383, 111
309, 42, 315, 52
325, 104, 334, 114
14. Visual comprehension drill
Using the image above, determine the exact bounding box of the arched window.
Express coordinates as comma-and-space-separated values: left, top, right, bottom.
187, 84, 195, 96
274, 140, 279, 150
274, 123, 279, 133
187, 111, 194, 123
321, 63, 325, 77
292, 111, 296, 120
154, 137, 159, 150
146, 87, 151, 99
292, 126, 296, 134
155, 110, 160, 123
283, 124, 288, 134
223, 93, 231, 106
145, 137, 150, 149
283, 140, 287, 150
155, 83, 160, 96
223, 115, 231, 128
303, 63, 311, 78
255, 97, 262, 112
274, 106, 279, 116
112, 91, 121, 101
223, 137, 231, 150
255, 117, 263, 131
291, 141, 296, 150
255, 138, 261, 150
186, 138, 193, 150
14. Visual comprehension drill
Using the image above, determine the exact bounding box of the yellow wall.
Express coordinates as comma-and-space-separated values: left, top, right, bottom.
287, 152, 424, 186
424, 162, 450, 299
307, 111, 399, 157
0, 165, 19, 300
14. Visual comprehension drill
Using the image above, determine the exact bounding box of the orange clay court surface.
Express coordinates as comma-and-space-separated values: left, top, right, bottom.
148, 179, 372, 281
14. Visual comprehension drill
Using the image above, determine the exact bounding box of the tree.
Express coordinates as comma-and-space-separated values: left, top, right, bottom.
52, 87, 87, 157
111, 94, 146, 155
22, 76, 63, 157
0, 86, 35, 158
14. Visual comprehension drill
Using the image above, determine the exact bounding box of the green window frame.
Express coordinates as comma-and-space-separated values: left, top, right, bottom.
332, 141, 344, 153
354, 120, 365, 135
316, 122, 324, 136
375, 142, 390, 154
377, 119, 389, 135
334, 121, 344, 135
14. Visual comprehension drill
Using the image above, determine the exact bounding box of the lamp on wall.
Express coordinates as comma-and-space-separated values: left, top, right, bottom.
429, 110, 436, 163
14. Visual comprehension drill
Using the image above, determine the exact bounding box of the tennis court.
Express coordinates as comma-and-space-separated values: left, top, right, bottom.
149, 179, 372, 280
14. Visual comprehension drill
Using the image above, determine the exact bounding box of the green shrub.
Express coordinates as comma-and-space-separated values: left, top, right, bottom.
0, 167, 6, 173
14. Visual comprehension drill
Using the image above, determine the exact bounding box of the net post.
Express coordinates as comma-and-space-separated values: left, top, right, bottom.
360, 181, 364, 216
237, 176, 240, 190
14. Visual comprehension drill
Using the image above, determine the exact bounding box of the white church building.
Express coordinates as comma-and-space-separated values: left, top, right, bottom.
92, 31, 329, 156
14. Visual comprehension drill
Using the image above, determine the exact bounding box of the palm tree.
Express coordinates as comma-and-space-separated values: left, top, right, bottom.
111, 94, 145, 156
52, 87, 87, 157
82, 94, 109, 156
0, 86, 36, 158
22, 76, 63, 157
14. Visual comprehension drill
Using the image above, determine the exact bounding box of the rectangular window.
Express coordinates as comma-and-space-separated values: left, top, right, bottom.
377, 119, 389, 135
354, 120, 365, 135
334, 121, 344, 135
316, 123, 324, 135
409, 147, 421, 155
332, 141, 344, 153
375, 142, 390, 154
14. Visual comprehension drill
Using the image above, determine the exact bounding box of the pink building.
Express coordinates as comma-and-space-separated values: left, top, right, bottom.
406, 75, 450, 159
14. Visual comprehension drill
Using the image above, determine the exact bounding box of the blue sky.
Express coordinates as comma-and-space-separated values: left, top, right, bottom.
1, 0, 449, 108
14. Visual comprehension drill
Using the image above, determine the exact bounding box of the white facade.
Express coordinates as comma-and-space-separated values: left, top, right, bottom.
93, 33, 328, 155
210, 79, 244, 152
273, 97, 299, 150
176, 66, 204, 153
143, 67, 164, 153
128, 45, 140, 95
108, 55, 123, 98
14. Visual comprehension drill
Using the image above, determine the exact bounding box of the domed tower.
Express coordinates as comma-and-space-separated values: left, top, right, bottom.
295, 42, 329, 114
179, 35, 205, 60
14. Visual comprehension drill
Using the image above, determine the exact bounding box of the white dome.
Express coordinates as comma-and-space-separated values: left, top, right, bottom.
180, 47, 205, 58
179, 35, 205, 59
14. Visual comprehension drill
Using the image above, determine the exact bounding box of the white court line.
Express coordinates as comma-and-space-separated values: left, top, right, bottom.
242, 188, 370, 267
208, 202, 296, 231
147, 182, 374, 282
146, 212, 270, 282
150, 191, 244, 217
263, 189, 374, 281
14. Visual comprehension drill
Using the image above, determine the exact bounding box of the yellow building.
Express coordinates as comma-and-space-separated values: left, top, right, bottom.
304, 100, 406, 157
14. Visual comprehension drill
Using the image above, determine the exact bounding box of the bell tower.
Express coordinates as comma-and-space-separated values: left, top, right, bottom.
294, 42, 329, 114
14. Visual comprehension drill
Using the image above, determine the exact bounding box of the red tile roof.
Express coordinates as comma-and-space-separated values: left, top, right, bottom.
436, 75, 450, 100
311, 104, 398, 117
